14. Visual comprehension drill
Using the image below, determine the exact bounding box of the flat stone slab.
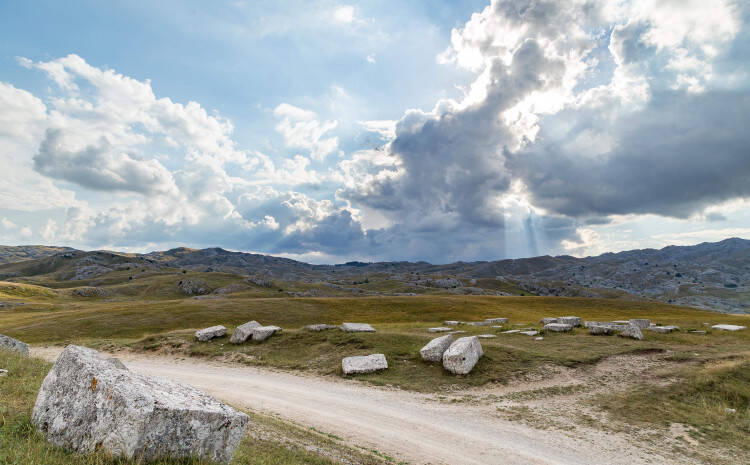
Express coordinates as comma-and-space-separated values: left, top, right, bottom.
502, 330, 520, 334
443, 320, 461, 325
647, 325, 680, 333
540, 317, 557, 325
557, 316, 582, 327
195, 325, 227, 342
466, 321, 491, 326
0, 333, 29, 356
712, 324, 747, 331
449, 330, 467, 334
519, 330, 538, 336
689, 330, 707, 334
613, 320, 630, 324
477, 334, 496, 339
544, 323, 573, 332
305, 324, 338, 332
230, 321, 262, 344
341, 323, 375, 332
442, 336, 483, 375
485, 318, 508, 324
589, 325, 615, 335
420, 334, 454, 362
342, 354, 388, 375
32, 345, 248, 463
534, 337, 544, 341
629, 319, 651, 329
428, 327, 453, 333
252, 326, 281, 342
619, 325, 644, 340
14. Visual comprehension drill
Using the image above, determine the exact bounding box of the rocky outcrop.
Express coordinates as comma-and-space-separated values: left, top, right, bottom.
72, 287, 108, 297
0, 333, 29, 356
589, 325, 615, 335
230, 321, 261, 344
195, 325, 227, 342
442, 336, 483, 375
420, 334, 454, 362
32, 345, 249, 463
178, 279, 211, 295
342, 354, 388, 375
341, 323, 375, 332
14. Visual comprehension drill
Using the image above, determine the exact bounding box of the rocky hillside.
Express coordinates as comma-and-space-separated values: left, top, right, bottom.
0, 238, 748, 312
0, 245, 76, 265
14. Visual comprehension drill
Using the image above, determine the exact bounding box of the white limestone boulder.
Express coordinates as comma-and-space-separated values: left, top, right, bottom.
629, 319, 651, 329
519, 330, 538, 336
712, 324, 747, 331
442, 336, 483, 375
341, 323, 375, 332
428, 327, 453, 333
252, 326, 281, 342
195, 325, 227, 342
544, 323, 573, 332
467, 321, 490, 326
420, 334, 454, 362
342, 354, 388, 375
306, 324, 338, 332
230, 321, 262, 344
485, 318, 508, 324
540, 317, 557, 325
0, 333, 29, 356
32, 345, 248, 464
589, 325, 615, 335
443, 320, 461, 325
502, 329, 520, 334
557, 316, 582, 327
619, 325, 644, 340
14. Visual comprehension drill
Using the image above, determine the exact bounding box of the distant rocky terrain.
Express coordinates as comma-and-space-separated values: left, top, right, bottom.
0, 238, 748, 313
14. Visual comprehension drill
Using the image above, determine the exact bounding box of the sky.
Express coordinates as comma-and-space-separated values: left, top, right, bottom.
1, 0, 749, 264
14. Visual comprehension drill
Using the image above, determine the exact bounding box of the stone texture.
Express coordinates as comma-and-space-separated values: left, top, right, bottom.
502, 330, 520, 334
629, 319, 651, 329
540, 317, 557, 325
689, 330, 707, 335
195, 325, 227, 342
305, 324, 338, 332
485, 318, 508, 324
712, 324, 747, 331
466, 321, 490, 326
252, 326, 281, 342
535, 337, 544, 341
589, 325, 615, 335
106, 358, 127, 370
0, 369, 7, 376
619, 325, 644, 340
647, 325, 680, 333
544, 323, 573, 332
519, 330, 539, 336
420, 334, 454, 362
442, 336, 483, 375
0, 333, 29, 356
341, 322, 376, 332
428, 327, 453, 333
341, 354, 388, 375
32, 345, 248, 464
230, 321, 262, 344
557, 316, 582, 327
443, 320, 460, 325
477, 334, 496, 339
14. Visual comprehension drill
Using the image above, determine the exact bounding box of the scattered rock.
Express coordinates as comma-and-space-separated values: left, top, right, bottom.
0, 369, 7, 376
535, 337, 544, 341
688, 330, 707, 335
245, 276, 274, 288
711, 324, 747, 331
0, 333, 29, 356
619, 325, 644, 340
443, 320, 460, 325
32, 345, 249, 464
72, 287, 108, 297
485, 318, 508, 324
556, 316, 582, 327
612, 320, 630, 324
466, 321, 490, 326
442, 336, 483, 375
178, 279, 211, 295
105, 358, 127, 370
195, 325, 227, 342
544, 323, 573, 332
305, 324, 338, 332
629, 319, 651, 329
502, 330, 521, 334
428, 327, 453, 333
726, 408, 737, 414
589, 325, 615, 335
252, 326, 281, 342
342, 354, 388, 375
341, 323, 375, 332
213, 283, 246, 295
647, 325, 680, 333
540, 317, 558, 325
420, 334, 454, 362
519, 330, 538, 336
230, 321, 262, 344
477, 334, 496, 339
449, 330, 467, 334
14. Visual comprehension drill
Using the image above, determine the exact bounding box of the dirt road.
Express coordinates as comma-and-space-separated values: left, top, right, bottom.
32, 347, 675, 465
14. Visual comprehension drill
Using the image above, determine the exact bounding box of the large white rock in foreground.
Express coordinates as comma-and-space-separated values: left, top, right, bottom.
0, 333, 29, 356
32, 345, 249, 464
420, 334, 454, 362
341, 322, 375, 332
442, 336, 483, 375
195, 325, 227, 342
342, 354, 388, 375
230, 320, 261, 344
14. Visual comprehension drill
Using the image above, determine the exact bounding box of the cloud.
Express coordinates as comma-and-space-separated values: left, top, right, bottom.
366, 54, 376, 64
274, 103, 339, 161
333, 6, 354, 24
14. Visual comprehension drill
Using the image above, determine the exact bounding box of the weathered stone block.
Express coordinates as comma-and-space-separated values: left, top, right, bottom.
230, 321, 261, 344
540, 317, 557, 325
629, 319, 651, 329
420, 334, 454, 362
0, 333, 29, 356
712, 324, 747, 331
619, 325, 644, 340
342, 354, 387, 375
305, 324, 337, 332
442, 336, 483, 375
557, 316, 582, 327
195, 325, 227, 342
485, 318, 508, 324
544, 323, 573, 332
252, 326, 281, 342
341, 323, 375, 332
32, 345, 248, 464
428, 327, 453, 333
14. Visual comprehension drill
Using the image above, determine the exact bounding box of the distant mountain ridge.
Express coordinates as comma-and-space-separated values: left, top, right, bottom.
0, 238, 748, 312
